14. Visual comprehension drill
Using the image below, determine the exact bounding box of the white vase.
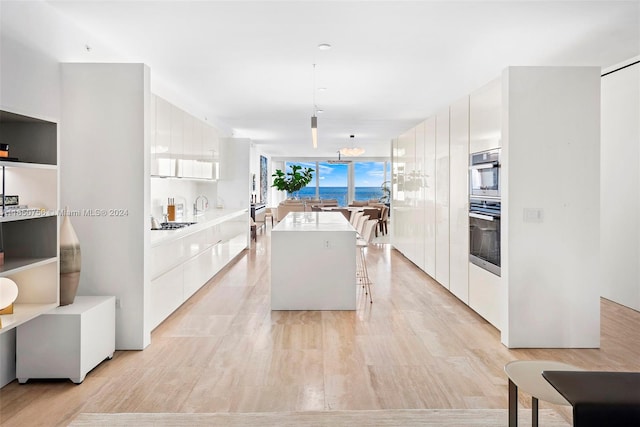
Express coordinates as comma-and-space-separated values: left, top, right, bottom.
60, 214, 81, 306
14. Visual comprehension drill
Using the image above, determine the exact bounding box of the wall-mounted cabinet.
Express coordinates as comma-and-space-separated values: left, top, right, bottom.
0, 110, 59, 387
469, 78, 501, 154
151, 95, 219, 180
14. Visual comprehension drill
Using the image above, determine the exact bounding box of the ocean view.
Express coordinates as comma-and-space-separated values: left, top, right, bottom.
297, 186, 384, 207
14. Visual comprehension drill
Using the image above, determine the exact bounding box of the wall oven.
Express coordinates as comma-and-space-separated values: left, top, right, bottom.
470, 148, 501, 198
469, 198, 501, 276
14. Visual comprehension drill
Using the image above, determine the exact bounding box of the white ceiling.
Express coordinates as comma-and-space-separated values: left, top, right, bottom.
3, 1, 639, 159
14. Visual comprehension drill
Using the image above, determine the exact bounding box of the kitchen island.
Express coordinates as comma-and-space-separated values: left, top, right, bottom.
271, 211, 357, 310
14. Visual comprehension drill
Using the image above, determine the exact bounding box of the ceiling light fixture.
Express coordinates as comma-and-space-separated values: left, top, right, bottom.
311, 63, 318, 149
340, 135, 365, 157
317, 43, 332, 50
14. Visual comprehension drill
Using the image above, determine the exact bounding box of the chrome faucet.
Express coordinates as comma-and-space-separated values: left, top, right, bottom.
193, 195, 209, 216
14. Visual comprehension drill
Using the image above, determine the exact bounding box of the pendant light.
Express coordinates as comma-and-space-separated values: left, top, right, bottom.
340, 135, 365, 156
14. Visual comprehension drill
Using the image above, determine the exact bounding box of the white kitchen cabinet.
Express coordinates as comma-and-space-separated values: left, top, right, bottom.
149, 210, 249, 330
16, 296, 115, 384
191, 119, 204, 178
151, 95, 216, 180
149, 95, 158, 176
181, 113, 195, 178
155, 95, 174, 177
392, 129, 415, 263
150, 264, 184, 330
170, 104, 184, 176
468, 263, 501, 328
390, 67, 600, 349
423, 117, 436, 277
414, 121, 426, 271
203, 124, 219, 180
0, 110, 59, 387
184, 246, 216, 299
435, 108, 450, 289
470, 77, 501, 153
448, 96, 470, 304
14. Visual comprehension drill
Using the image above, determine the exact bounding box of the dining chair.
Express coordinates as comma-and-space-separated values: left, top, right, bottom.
350, 211, 364, 227
377, 205, 389, 235
362, 208, 381, 237
356, 214, 370, 236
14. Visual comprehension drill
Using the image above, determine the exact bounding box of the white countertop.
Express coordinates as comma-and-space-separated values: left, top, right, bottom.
272, 211, 355, 232
150, 208, 248, 246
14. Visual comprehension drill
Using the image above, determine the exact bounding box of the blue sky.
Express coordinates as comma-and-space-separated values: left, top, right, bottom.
287, 162, 387, 187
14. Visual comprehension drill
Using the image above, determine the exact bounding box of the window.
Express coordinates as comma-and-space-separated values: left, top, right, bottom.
317, 162, 348, 206
281, 160, 391, 206
354, 162, 389, 203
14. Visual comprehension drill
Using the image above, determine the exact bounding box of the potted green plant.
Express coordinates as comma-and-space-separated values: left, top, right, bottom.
271, 165, 314, 198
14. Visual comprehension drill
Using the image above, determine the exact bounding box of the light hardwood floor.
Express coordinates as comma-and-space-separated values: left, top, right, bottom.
1, 229, 639, 426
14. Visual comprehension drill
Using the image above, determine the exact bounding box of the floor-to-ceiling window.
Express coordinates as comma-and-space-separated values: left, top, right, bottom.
316, 162, 349, 206
353, 161, 391, 203
283, 160, 391, 206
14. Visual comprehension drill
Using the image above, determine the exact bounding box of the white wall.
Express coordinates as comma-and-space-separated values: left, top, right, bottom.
0, 33, 61, 122
218, 138, 251, 210
601, 59, 640, 312
61, 63, 151, 350
501, 66, 601, 348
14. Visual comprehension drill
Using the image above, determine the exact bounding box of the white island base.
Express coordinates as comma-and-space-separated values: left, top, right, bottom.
271, 212, 357, 310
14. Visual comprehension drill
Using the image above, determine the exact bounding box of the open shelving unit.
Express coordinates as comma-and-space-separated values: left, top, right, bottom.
0, 110, 59, 352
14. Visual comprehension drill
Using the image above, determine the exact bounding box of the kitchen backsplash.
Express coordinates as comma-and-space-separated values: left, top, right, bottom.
150, 177, 217, 220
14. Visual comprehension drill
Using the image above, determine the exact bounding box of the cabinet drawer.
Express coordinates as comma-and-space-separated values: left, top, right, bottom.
183, 247, 215, 299
150, 265, 183, 330
468, 262, 501, 330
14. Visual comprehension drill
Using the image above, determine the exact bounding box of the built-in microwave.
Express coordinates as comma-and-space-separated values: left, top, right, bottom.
470, 148, 501, 198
